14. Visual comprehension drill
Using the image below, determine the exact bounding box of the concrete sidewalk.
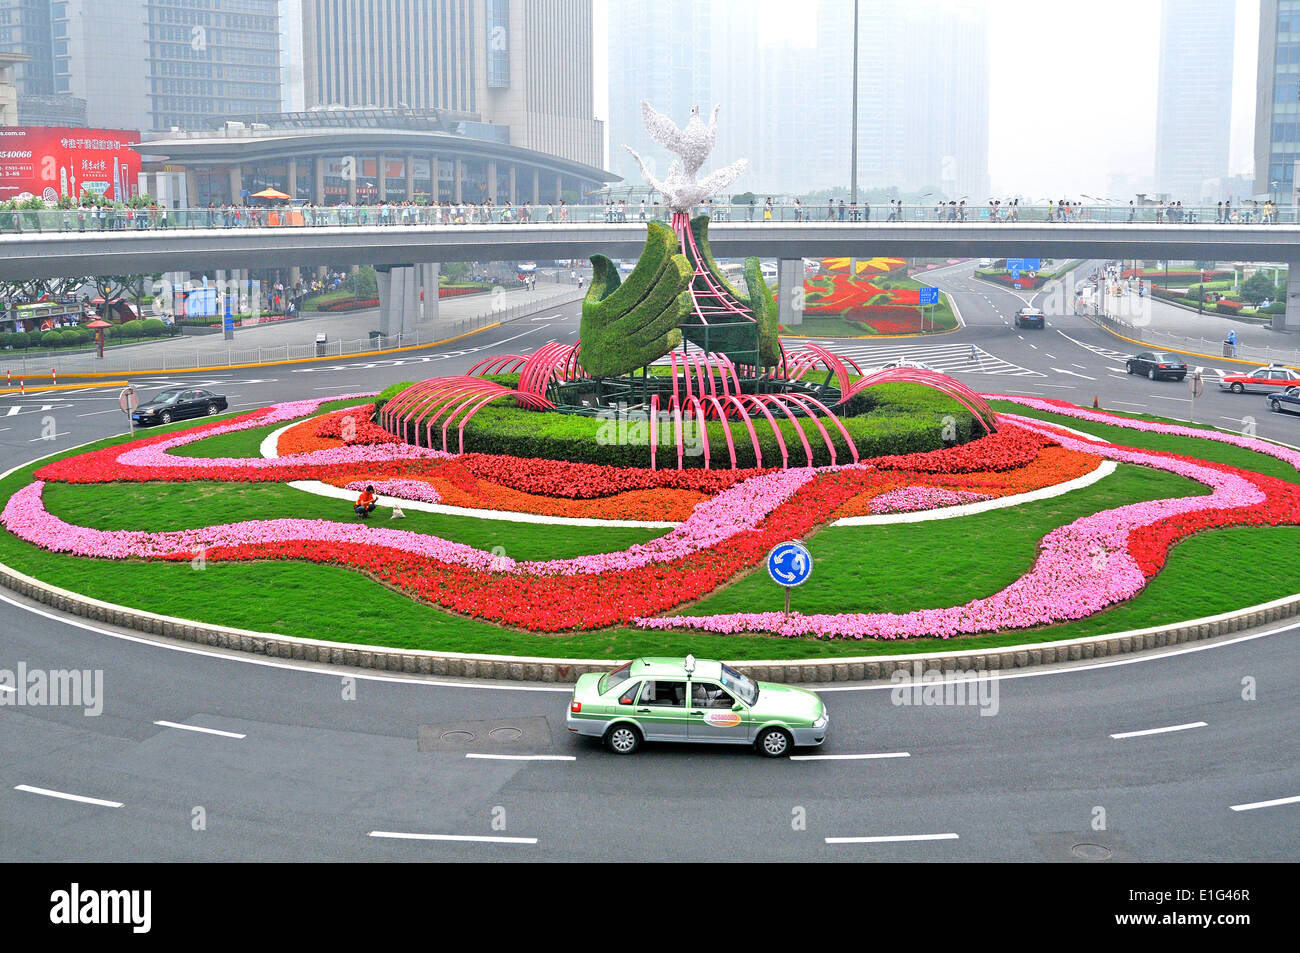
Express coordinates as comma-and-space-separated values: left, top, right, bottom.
0, 278, 582, 376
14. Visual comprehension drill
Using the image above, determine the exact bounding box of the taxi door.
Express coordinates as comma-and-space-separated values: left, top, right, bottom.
687, 680, 749, 743
633, 679, 690, 741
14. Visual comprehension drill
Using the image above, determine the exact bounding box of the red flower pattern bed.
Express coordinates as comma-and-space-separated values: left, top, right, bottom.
7, 392, 1299, 637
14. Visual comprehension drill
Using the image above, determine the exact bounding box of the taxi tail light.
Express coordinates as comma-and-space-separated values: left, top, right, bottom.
570, 700, 581, 714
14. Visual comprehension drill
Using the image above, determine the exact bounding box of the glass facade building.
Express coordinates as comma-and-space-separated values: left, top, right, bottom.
1257, 0, 1300, 202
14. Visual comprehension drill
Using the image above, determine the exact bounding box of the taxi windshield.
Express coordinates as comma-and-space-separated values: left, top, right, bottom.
719, 665, 758, 705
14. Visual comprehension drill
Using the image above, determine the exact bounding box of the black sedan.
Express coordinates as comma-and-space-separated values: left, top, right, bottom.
131, 388, 228, 426
1268, 386, 1300, 416
1125, 351, 1188, 382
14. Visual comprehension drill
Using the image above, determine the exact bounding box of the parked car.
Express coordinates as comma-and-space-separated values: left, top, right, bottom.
1267, 385, 1300, 415
1219, 364, 1300, 395
567, 655, 828, 757
131, 388, 228, 426
1014, 307, 1045, 329
1125, 351, 1188, 382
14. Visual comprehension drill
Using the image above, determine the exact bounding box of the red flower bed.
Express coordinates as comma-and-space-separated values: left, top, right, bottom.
314, 408, 402, 445
456, 453, 771, 498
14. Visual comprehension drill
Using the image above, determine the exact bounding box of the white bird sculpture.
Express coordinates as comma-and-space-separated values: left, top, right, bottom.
625, 101, 748, 213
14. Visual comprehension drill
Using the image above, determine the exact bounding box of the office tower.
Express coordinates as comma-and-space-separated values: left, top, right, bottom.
1154, 0, 1235, 202
1255, 0, 1300, 202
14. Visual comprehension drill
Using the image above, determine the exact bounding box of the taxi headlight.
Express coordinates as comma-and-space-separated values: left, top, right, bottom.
813, 712, 828, 729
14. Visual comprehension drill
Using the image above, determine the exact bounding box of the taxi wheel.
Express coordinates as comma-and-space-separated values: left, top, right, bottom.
756, 727, 792, 758
1231, 383, 1245, 394
604, 723, 641, 755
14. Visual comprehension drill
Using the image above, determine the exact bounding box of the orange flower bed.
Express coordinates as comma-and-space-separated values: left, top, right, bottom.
830, 446, 1102, 519
277, 416, 342, 456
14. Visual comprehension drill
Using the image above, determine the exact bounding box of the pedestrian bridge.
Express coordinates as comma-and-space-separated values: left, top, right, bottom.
3, 220, 1300, 281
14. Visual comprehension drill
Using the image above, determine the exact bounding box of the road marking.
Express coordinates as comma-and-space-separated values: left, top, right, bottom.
464, 753, 575, 761
14, 784, 123, 808
1229, 795, 1300, 813
826, 833, 959, 844
1044, 353, 1056, 359
153, 720, 246, 739
1110, 401, 1147, 407
790, 752, 910, 761
77, 408, 122, 417
1150, 395, 1190, 402
1109, 721, 1207, 739
369, 831, 537, 845
1051, 367, 1096, 380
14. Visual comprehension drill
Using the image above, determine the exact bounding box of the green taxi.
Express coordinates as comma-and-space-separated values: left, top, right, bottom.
566, 655, 829, 757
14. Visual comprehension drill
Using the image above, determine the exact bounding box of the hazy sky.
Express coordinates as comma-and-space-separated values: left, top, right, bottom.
595, 0, 1258, 197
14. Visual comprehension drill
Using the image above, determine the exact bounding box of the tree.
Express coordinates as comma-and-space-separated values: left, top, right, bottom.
1239, 273, 1279, 306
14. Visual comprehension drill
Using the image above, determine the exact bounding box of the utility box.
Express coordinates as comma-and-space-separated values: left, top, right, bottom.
315, 332, 328, 356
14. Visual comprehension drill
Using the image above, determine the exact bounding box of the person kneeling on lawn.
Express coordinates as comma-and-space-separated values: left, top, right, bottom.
354, 485, 377, 519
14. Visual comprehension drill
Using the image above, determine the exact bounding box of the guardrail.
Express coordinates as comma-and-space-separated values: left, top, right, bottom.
1088, 308, 1300, 368
0, 287, 582, 375
3, 202, 1298, 232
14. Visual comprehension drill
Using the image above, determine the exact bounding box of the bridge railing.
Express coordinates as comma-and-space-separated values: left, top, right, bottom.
0, 287, 582, 377
1088, 310, 1300, 370
1, 203, 1296, 233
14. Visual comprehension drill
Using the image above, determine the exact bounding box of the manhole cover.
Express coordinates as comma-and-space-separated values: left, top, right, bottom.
419, 716, 553, 752
489, 726, 523, 742
440, 730, 475, 743
1071, 843, 1113, 861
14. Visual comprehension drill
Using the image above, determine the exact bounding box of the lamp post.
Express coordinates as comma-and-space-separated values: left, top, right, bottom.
850, 0, 859, 208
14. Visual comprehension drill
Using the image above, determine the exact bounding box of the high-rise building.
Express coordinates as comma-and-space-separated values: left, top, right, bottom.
1255, 0, 1300, 203
280, 0, 305, 113
301, 0, 601, 168
0, 0, 84, 125
1154, 0, 1235, 202
607, 0, 713, 184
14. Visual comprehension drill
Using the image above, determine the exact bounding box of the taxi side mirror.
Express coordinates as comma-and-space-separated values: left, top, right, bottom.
732, 702, 744, 711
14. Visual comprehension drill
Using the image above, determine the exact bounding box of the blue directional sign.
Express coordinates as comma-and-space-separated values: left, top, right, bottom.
767, 541, 813, 587
1009, 270, 1020, 280
918, 287, 939, 306
1006, 258, 1041, 272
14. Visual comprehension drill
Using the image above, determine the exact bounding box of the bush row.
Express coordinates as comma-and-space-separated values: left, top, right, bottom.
1, 318, 169, 349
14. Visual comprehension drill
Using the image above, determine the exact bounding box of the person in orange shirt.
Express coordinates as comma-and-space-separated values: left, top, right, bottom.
354, 485, 377, 519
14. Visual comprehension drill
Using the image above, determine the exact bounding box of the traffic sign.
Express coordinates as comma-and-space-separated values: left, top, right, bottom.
1013, 282, 1023, 290
767, 541, 812, 587
118, 385, 138, 414
1009, 269, 1020, 280
1006, 258, 1041, 272
918, 287, 939, 306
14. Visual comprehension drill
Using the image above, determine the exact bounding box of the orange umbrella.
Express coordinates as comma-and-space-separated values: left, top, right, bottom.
251, 187, 291, 200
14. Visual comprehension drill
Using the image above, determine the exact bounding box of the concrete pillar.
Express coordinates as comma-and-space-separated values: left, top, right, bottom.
509, 164, 517, 204
429, 153, 438, 201
287, 161, 297, 201
405, 153, 415, 200
229, 165, 243, 203
418, 262, 440, 323
184, 169, 199, 206
376, 264, 420, 337
377, 155, 387, 204
1279, 263, 1300, 332
487, 160, 498, 203
555, 172, 562, 202
454, 159, 463, 203
313, 157, 324, 204
532, 167, 540, 205
777, 259, 804, 327
347, 162, 357, 204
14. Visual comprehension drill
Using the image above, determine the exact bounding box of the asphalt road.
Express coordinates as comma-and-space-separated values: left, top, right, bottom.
1, 266, 1297, 862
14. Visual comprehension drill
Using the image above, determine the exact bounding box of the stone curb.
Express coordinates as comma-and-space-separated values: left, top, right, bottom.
3, 558, 1297, 684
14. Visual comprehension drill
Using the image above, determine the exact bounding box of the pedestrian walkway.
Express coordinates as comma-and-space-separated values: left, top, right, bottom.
0, 280, 581, 377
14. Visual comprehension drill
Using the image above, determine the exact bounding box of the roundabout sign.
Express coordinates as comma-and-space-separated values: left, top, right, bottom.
767, 540, 812, 614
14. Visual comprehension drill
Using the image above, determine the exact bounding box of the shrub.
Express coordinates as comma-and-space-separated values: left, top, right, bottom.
41, 330, 61, 347
1215, 300, 1243, 314
118, 320, 144, 338
142, 318, 166, 337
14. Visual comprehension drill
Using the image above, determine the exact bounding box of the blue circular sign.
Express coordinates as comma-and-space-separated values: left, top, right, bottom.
767, 541, 813, 588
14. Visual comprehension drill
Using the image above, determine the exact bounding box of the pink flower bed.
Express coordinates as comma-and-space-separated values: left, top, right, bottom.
867, 486, 991, 514
344, 479, 443, 504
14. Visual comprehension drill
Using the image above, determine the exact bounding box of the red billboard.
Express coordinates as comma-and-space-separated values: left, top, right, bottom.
0, 126, 142, 203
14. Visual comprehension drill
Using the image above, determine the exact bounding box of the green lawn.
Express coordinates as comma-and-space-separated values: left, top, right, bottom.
0, 400, 1296, 661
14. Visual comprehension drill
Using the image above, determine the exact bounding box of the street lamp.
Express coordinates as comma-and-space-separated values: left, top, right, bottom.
850, 0, 859, 207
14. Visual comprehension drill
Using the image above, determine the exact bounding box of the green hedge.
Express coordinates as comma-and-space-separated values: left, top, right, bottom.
378, 376, 983, 468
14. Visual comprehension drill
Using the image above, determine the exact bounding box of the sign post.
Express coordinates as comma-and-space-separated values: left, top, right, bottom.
767, 541, 813, 615
119, 385, 139, 436
918, 286, 939, 332
1189, 369, 1203, 423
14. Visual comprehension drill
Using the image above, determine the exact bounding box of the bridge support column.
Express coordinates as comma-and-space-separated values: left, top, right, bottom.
376, 265, 419, 338
777, 259, 804, 327
1278, 263, 1300, 332
418, 262, 440, 324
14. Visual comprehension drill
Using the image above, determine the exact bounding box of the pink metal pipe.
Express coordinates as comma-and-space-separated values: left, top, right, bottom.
722, 395, 762, 467
737, 394, 788, 469
757, 394, 815, 466
702, 395, 737, 468
649, 393, 659, 471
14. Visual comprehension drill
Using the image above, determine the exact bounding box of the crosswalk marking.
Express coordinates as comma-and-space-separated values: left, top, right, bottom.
797, 340, 1046, 378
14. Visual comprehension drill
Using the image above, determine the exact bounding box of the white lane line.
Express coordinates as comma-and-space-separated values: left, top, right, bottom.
1044, 353, 1056, 359
77, 408, 123, 417
826, 833, 959, 844
153, 720, 246, 739
0, 682, 14, 693
464, 753, 575, 762
1071, 363, 1088, 370
790, 752, 910, 761
14, 784, 123, 808
1051, 367, 1096, 380
1109, 401, 1147, 408
369, 831, 537, 845
1229, 795, 1300, 813
1109, 721, 1207, 740
1150, 395, 1191, 402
